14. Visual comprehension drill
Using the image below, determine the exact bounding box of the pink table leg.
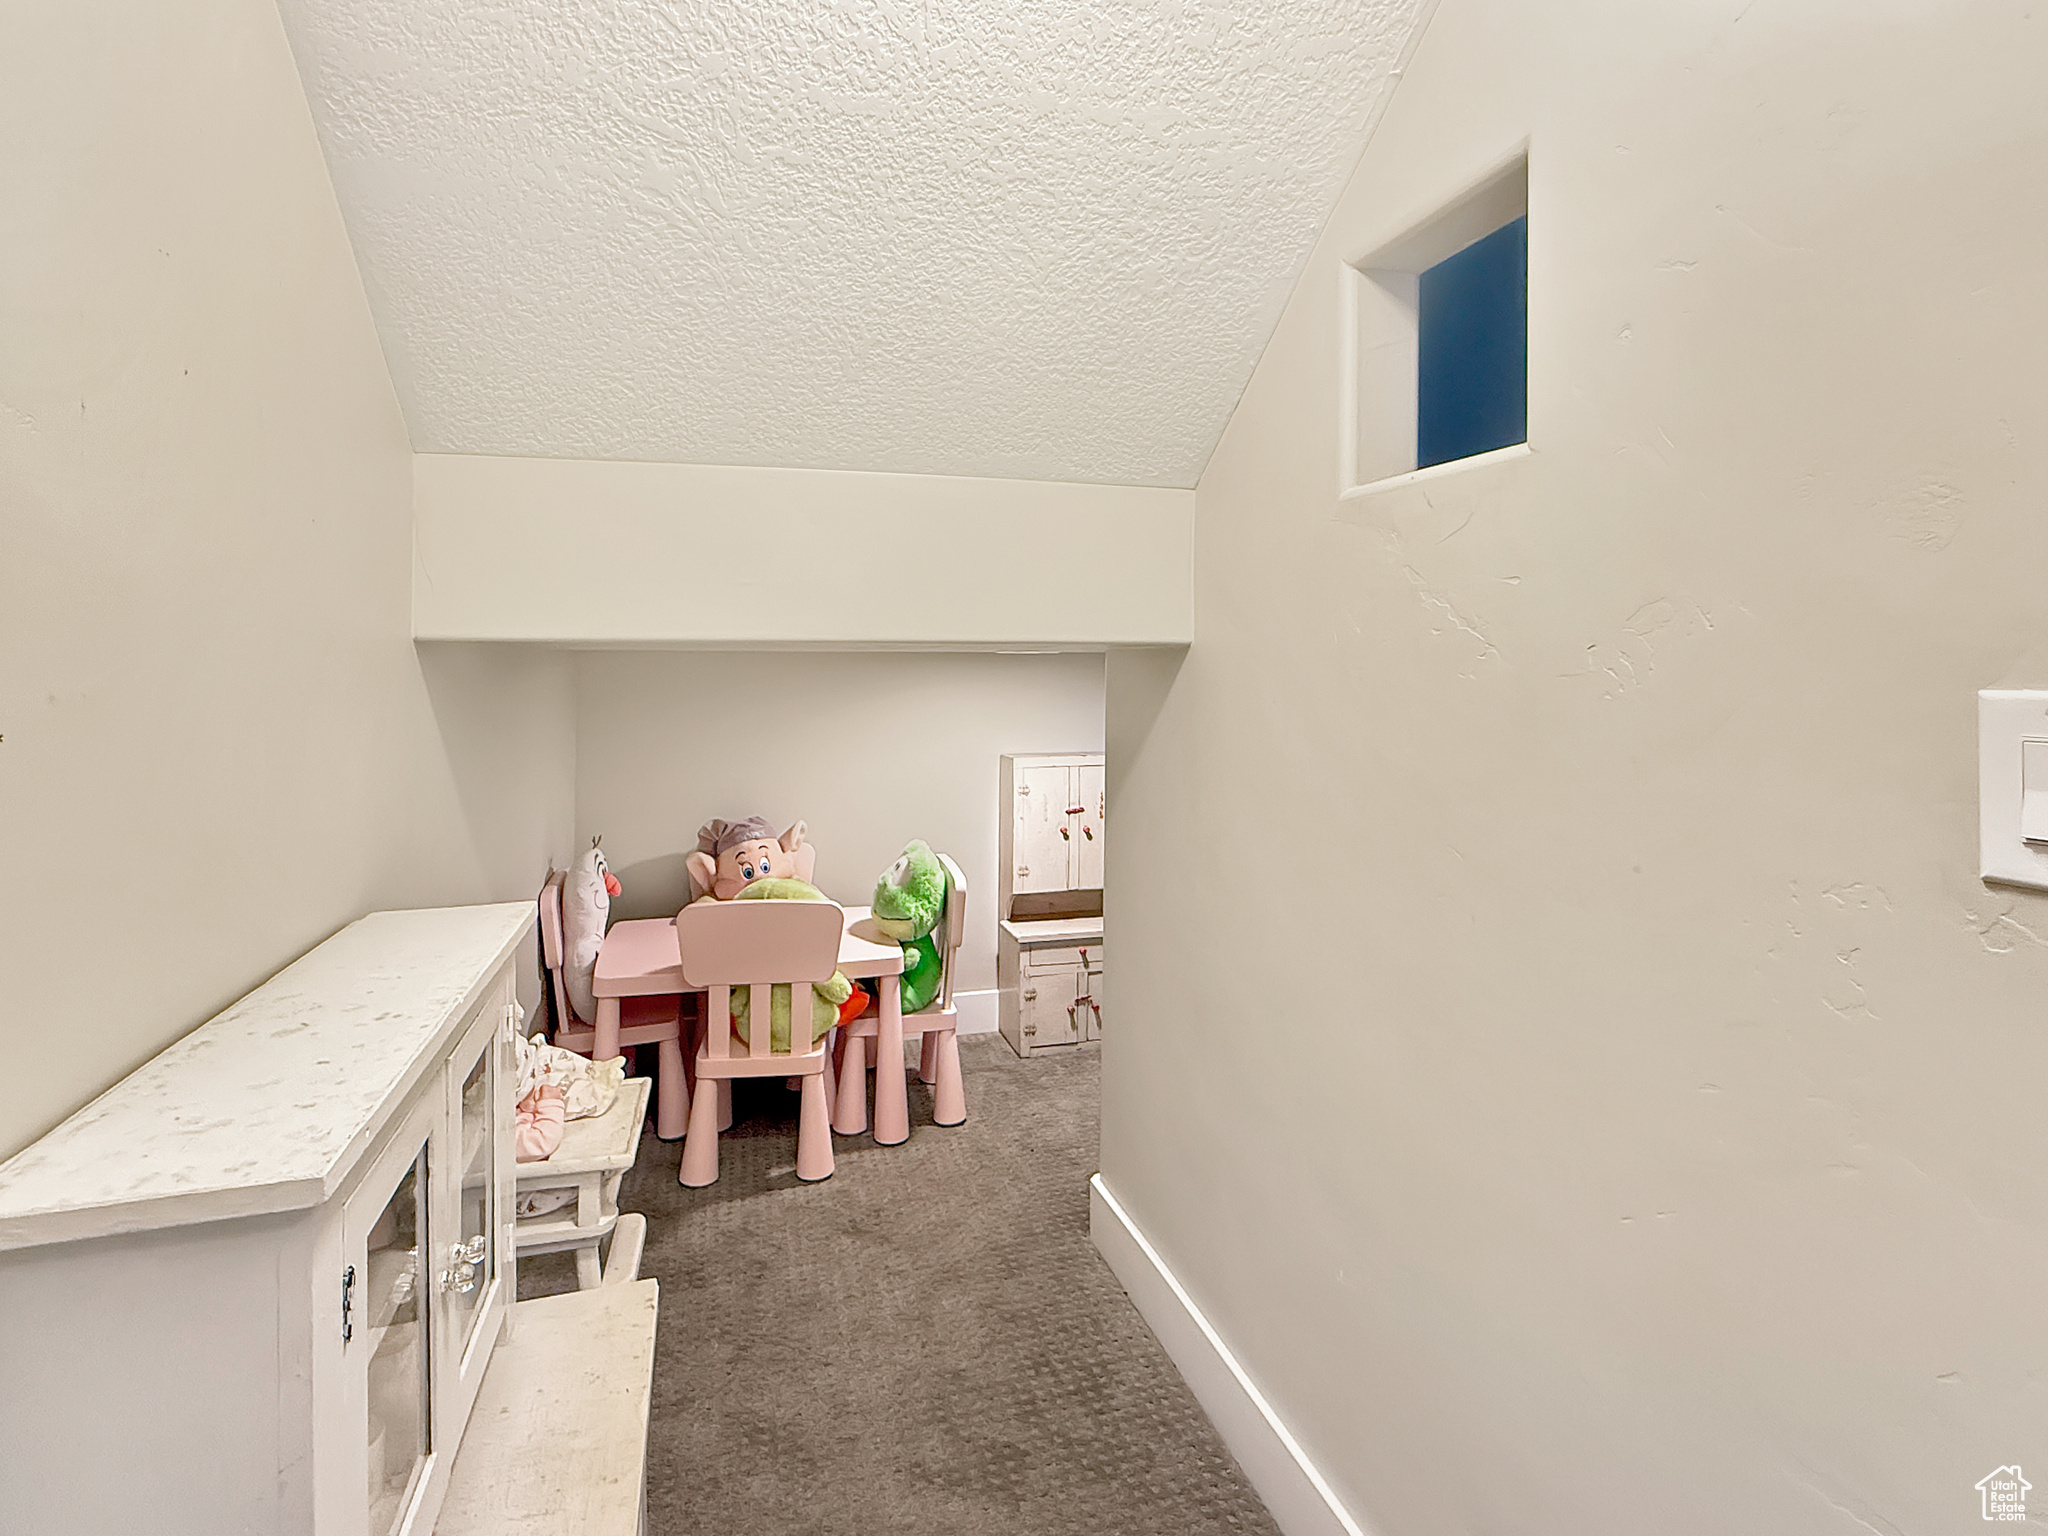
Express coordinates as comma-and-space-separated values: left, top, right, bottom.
593, 996, 622, 1062
655, 1035, 686, 1140
873, 974, 908, 1146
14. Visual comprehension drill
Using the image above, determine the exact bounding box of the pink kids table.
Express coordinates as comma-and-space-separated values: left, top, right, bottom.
591, 907, 914, 1144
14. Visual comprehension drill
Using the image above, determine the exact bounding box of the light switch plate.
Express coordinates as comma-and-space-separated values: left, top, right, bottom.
2023, 739, 2048, 844
1980, 690, 2048, 888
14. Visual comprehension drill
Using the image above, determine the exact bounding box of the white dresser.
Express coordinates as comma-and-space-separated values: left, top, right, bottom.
997, 753, 1107, 1055
0, 903, 533, 1536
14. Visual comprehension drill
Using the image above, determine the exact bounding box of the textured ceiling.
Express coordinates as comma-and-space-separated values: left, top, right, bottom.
278, 0, 1429, 487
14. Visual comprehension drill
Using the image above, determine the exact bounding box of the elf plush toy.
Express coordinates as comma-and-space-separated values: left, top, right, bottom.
871, 839, 947, 1014
686, 817, 809, 902
685, 817, 864, 1041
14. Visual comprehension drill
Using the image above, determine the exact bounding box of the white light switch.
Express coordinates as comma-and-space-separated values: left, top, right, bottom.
1980, 691, 2048, 888
2024, 739, 2048, 844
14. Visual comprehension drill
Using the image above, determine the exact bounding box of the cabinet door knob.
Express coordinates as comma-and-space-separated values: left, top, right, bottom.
440, 1261, 480, 1295
1059, 826, 1069, 840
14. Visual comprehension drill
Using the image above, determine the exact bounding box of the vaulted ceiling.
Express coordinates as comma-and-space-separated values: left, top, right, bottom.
278, 0, 1429, 488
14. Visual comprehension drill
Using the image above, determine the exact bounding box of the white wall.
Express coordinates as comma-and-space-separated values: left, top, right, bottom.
413, 453, 1194, 647
1102, 3, 2048, 1533
0, 0, 575, 1159
575, 650, 1105, 1003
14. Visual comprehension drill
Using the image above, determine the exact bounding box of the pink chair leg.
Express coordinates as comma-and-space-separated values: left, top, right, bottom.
918, 1030, 940, 1085
931, 1027, 966, 1126
679, 1075, 723, 1187
795, 1073, 834, 1182
656, 1035, 687, 1140
821, 1033, 838, 1110
833, 1033, 868, 1136
716, 1078, 733, 1132
874, 976, 909, 1146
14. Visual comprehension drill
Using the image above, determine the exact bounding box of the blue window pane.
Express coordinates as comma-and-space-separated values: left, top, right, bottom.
1416, 214, 1527, 469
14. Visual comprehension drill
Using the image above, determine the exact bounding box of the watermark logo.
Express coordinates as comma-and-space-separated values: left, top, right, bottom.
1978, 1466, 2030, 1522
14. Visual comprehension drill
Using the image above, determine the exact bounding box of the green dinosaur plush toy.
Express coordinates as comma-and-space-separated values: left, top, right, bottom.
872, 840, 947, 1014
723, 878, 854, 1051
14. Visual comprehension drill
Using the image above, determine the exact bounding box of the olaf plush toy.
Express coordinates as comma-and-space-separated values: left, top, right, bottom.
561, 837, 621, 1026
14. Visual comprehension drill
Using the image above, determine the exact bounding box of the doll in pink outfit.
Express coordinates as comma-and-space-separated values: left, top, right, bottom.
515, 1063, 566, 1162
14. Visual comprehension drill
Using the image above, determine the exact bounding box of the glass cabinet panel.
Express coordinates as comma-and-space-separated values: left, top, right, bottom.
340, 983, 513, 1536
432, 995, 515, 1472
364, 1142, 431, 1536
448, 1042, 494, 1360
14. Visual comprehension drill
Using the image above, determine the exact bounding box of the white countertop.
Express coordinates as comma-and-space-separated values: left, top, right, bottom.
999, 915, 1105, 946
0, 903, 532, 1252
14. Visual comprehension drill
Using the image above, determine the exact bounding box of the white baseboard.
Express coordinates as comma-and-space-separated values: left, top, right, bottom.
952, 988, 998, 1036
1089, 1175, 1374, 1536
894, 989, 999, 1066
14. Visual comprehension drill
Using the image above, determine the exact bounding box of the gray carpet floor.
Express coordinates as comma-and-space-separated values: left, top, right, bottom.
521, 1035, 1280, 1536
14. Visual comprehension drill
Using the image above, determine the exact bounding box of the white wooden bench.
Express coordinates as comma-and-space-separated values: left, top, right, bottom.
438, 1276, 660, 1536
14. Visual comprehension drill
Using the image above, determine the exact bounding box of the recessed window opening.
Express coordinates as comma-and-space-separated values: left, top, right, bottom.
1342, 153, 1528, 493
1417, 214, 1527, 468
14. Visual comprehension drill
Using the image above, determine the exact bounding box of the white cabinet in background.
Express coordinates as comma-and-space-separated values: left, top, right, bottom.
997, 753, 1107, 1057
999, 753, 1106, 917
0, 904, 530, 1536
998, 917, 1105, 1056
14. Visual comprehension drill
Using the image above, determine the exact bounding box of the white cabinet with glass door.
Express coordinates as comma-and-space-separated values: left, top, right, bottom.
341, 990, 515, 1536
0, 904, 530, 1536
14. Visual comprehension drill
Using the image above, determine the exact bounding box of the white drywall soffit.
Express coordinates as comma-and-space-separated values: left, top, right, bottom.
274, 0, 1433, 489
412, 454, 1193, 646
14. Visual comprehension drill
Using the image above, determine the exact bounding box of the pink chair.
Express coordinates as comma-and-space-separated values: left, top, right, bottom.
677, 897, 846, 1187
834, 852, 968, 1139
538, 872, 691, 1141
